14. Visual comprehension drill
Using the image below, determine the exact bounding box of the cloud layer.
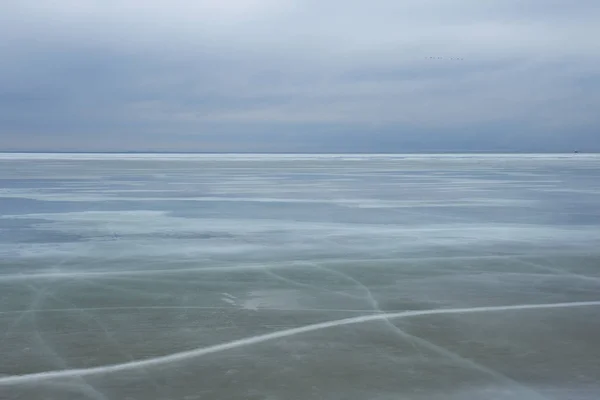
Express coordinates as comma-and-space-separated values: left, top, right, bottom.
1, 0, 599, 152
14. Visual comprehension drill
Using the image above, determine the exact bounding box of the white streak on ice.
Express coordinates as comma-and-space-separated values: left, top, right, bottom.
0, 300, 598, 386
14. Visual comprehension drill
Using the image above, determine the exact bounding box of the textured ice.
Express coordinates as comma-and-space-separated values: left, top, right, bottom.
1, 153, 600, 400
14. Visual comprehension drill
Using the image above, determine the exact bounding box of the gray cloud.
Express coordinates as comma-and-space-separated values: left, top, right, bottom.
1, 0, 599, 152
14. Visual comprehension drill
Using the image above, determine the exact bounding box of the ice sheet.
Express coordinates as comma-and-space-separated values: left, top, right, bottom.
1, 154, 599, 399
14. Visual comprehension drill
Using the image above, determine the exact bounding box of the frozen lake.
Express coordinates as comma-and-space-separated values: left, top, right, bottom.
1, 153, 600, 400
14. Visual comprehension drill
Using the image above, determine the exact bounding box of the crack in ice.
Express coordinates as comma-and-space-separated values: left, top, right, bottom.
309, 263, 550, 399
1, 300, 599, 386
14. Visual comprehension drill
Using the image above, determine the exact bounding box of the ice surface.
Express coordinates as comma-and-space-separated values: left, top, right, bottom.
1, 153, 600, 400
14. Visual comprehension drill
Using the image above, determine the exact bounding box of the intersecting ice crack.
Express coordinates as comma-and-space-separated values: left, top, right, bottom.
303, 262, 551, 400
22, 284, 110, 400
2, 154, 600, 398
47, 285, 165, 397
1, 300, 599, 387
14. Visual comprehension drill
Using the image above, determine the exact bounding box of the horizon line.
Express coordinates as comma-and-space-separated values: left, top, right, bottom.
0, 151, 594, 155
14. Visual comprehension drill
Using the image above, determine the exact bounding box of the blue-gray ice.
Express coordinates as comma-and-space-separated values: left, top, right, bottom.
1, 153, 600, 400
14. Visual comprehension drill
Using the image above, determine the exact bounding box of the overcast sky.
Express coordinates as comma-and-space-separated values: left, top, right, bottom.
1, 0, 599, 152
